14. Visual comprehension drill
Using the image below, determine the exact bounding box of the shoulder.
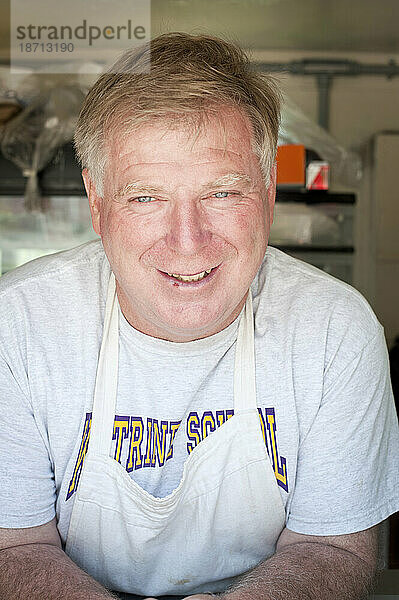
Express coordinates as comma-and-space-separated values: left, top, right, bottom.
0, 240, 109, 314
258, 246, 376, 318
0, 240, 109, 347
0, 239, 107, 298
254, 247, 381, 358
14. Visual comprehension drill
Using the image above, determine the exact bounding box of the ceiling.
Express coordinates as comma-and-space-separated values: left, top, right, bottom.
151, 0, 399, 53
1, 0, 399, 63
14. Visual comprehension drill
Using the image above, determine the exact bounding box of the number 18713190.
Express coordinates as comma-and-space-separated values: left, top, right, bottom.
18, 42, 74, 53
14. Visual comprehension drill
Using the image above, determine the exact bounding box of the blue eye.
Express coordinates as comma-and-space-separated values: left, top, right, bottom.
134, 196, 155, 203
214, 192, 229, 198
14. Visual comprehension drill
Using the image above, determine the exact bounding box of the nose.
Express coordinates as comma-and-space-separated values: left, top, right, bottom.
166, 199, 212, 255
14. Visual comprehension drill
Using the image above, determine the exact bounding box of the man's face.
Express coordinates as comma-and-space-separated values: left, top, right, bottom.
85, 106, 275, 342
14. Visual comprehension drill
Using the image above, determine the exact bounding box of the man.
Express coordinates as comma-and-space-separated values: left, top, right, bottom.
0, 33, 398, 600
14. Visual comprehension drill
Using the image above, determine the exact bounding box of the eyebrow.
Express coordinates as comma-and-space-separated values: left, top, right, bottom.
208, 173, 253, 187
114, 172, 254, 200
114, 182, 162, 201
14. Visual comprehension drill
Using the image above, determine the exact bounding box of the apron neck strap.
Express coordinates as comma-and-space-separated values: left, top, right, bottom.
89, 272, 119, 456
233, 290, 257, 413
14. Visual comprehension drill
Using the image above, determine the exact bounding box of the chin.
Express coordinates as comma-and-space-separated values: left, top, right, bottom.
163, 319, 216, 338
158, 310, 232, 342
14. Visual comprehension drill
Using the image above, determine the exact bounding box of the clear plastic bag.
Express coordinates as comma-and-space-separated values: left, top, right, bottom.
279, 95, 362, 187
1, 83, 85, 211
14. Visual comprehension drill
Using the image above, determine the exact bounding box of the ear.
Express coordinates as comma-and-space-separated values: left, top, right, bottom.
82, 169, 102, 236
267, 162, 277, 225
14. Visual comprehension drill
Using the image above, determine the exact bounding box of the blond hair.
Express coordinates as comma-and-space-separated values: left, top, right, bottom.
74, 32, 281, 196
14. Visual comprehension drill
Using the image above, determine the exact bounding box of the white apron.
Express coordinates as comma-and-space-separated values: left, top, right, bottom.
65, 273, 285, 596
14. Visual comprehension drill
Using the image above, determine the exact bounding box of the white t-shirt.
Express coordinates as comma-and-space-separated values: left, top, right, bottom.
0, 240, 398, 545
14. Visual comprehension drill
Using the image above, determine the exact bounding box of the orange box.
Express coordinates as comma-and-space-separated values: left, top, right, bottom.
276, 144, 305, 186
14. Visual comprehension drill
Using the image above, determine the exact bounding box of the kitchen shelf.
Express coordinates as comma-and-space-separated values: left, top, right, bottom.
0, 144, 356, 206
276, 189, 356, 204
0, 143, 357, 286
0, 143, 84, 196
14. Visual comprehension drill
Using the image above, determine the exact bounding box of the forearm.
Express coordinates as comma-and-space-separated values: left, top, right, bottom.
221, 542, 377, 600
0, 543, 118, 600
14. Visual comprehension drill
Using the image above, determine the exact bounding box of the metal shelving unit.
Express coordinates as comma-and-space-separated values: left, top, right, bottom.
271, 188, 356, 285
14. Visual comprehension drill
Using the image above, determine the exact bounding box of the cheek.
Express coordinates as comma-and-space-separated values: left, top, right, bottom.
101, 207, 149, 248
234, 207, 268, 248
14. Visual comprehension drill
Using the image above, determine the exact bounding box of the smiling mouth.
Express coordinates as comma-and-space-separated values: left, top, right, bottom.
161, 268, 215, 283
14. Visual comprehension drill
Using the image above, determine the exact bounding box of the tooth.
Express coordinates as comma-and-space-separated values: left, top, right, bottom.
165, 269, 214, 282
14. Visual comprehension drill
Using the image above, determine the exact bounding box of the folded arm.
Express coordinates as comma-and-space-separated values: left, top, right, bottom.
218, 525, 380, 600
184, 524, 379, 600
0, 518, 118, 600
